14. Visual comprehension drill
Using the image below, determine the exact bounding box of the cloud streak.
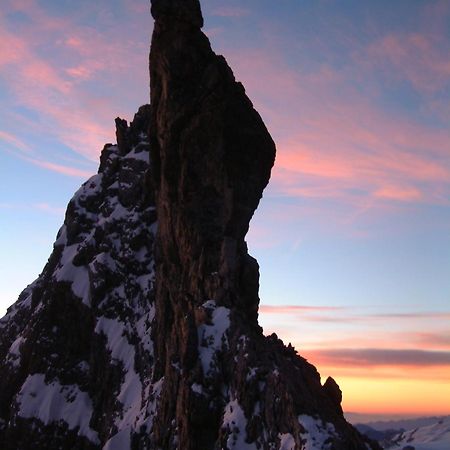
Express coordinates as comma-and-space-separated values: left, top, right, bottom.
215, 7, 450, 216
212, 6, 249, 18
260, 304, 450, 323
306, 348, 450, 368
0, 0, 149, 174
24, 157, 94, 178
0, 130, 31, 152
259, 305, 344, 314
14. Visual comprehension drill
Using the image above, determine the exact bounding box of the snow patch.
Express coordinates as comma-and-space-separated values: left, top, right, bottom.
7, 335, 25, 367
104, 427, 131, 450
246, 367, 257, 381
197, 300, 230, 376
386, 416, 450, 450
124, 147, 150, 162
297, 415, 336, 450
95, 317, 143, 428
191, 383, 203, 395
55, 243, 90, 306
16, 374, 99, 443
222, 398, 257, 449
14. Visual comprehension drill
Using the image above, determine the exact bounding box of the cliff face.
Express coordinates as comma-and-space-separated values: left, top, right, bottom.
0, 1, 380, 449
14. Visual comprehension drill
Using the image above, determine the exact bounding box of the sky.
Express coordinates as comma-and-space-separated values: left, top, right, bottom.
1, 0, 449, 420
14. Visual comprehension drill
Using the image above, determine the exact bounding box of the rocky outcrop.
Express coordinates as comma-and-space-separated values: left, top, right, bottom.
0, 106, 158, 449
146, 2, 378, 448
0, 1, 380, 449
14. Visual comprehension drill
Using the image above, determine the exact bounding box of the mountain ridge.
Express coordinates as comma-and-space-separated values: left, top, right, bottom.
0, 1, 380, 449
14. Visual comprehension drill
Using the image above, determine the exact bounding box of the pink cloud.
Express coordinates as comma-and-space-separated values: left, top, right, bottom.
33, 203, 65, 216
415, 332, 450, 349
260, 305, 450, 324
22, 60, 72, 94
0, 130, 31, 152
366, 32, 450, 93
16, 153, 94, 178
0, 201, 66, 216
212, 6, 250, 18
304, 348, 450, 368
0, 0, 149, 172
371, 185, 423, 202
213, 12, 450, 214
0, 30, 27, 66
65, 65, 93, 81
259, 304, 344, 314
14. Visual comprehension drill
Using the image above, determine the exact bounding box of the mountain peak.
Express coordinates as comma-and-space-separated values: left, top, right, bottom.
151, 0, 203, 28
0, 2, 380, 449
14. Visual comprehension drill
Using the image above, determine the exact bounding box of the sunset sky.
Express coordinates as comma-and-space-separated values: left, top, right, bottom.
1, 0, 449, 420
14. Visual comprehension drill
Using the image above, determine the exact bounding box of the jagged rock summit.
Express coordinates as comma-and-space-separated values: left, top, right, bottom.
0, 1, 380, 449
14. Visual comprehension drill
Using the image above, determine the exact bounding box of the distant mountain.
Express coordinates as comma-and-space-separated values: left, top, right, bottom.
355, 424, 401, 448
355, 416, 450, 450
385, 416, 450, 450
363, 416, 450, 433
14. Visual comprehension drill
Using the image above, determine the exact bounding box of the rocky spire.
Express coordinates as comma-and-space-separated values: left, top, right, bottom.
148, 0, 277, 446
0, 1, 381, 449
150, 0, 203, 27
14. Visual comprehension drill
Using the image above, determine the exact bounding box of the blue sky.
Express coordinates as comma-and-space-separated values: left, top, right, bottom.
1, 0, 449, 416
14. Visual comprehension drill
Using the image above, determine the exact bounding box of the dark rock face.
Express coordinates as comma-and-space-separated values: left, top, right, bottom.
0, 1, 381, 449
147, 3, 377, 449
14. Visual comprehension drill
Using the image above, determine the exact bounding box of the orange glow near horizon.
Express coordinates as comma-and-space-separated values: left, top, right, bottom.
259, 306, 450, 417
336, 376, 450, 416
305, 354, 450, 416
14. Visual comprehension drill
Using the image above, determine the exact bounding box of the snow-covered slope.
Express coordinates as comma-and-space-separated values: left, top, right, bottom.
0, 107, 163, 448
386, 416, 450, 450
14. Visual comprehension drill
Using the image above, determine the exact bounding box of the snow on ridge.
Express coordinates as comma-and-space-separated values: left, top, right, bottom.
6, 335, 25, 367
137, 376, 164, 434
50, 135, 155, 308
0, 283, 35, 329
16, 373, 99, 443
386, 416, 450, 450
298, 415, 337, 450
55, 242, 91, 305
222, 398, 258, 450
123, 146, 150, 162
95, 317, 143, 429
1, 127, 158, 447
197, 300, 230, 376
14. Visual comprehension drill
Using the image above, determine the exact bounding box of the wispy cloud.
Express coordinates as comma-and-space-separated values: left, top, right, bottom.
23, 156, 94, 178
306, 348, 450, 367
260, 304, 450, 323
217, 9, 450, 217
259, 304, 344, 314
0, 130, 31, 153
0, 201, 65, 216
33, 203, 65, 216
0, 0, 149, 172
259, 304, 450, 377
365, 32, 450, 94
212, 6, 250, 18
